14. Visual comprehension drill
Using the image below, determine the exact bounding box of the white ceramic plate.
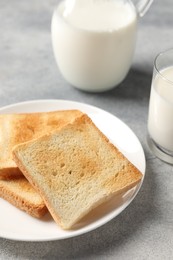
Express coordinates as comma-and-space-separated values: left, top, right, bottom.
0, 100, 145, 241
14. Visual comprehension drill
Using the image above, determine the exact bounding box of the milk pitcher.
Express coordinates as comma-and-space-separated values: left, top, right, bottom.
51, 0, 153, 92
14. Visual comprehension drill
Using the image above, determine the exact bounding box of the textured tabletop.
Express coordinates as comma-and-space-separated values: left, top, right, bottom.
0, 0, 173, 259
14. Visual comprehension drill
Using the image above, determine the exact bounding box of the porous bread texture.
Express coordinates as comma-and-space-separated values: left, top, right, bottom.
13, 114, 143, 230
0, 109, 83, 179
0, 177, 47, 218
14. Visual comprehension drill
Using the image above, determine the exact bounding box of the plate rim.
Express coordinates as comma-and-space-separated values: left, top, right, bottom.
0, 99, 146, 242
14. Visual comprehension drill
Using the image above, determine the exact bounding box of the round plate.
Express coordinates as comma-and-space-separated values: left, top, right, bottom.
0, 100, 145, 241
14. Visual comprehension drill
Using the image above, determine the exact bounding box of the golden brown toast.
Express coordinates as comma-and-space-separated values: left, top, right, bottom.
13, 114, 143, 230
0, 177, 47, 218
0, 110, 83, 179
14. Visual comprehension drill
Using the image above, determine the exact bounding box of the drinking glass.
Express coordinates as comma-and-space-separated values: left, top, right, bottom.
148, 49, 173, 164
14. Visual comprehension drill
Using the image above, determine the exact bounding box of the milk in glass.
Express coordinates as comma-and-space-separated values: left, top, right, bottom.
148, 66, 173, 152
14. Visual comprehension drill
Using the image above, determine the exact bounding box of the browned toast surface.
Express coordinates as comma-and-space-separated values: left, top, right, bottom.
13, 114, 142, 230
0, 110, 83, 179
0, 176, 48, 218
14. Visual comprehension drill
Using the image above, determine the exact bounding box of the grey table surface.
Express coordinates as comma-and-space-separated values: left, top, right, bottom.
0, 0, 173, 259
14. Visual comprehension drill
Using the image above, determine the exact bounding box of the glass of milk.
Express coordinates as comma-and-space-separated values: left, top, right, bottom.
148, 49, 173, 164
51, 0, 153, 92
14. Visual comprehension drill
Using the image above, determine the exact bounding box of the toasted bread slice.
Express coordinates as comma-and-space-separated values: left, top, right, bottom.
0, 110, 83, 179
0, 176, 48, 218
13, 114, 143, 230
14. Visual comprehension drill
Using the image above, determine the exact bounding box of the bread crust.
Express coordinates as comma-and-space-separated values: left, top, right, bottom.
0, 177, 48, 218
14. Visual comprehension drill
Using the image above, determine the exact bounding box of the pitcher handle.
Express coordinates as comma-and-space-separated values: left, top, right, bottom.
136, 0, 154, 17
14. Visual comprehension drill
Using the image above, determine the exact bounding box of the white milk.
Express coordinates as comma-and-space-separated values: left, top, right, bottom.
51, 0, 137, 92
148, 66, 173, 151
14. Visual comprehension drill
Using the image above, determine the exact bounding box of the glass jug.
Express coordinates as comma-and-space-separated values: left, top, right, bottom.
51, 0, 153, 92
